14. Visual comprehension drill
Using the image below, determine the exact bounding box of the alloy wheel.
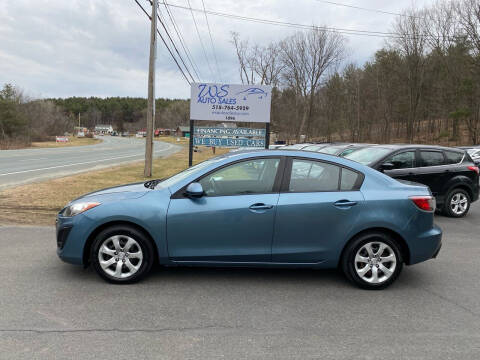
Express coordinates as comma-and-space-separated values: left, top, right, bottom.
97, 235, 143, 279
450, 192, 468, 215
354, 242, 397, 284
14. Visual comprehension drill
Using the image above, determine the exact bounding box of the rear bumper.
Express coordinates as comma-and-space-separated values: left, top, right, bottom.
407, 224, 442, 265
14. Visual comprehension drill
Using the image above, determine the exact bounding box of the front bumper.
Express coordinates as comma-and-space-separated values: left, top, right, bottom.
56, 214, 94, 265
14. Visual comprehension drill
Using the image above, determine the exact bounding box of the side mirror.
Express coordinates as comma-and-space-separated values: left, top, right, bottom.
380, 162, 395, 172
185, 182, 204, 198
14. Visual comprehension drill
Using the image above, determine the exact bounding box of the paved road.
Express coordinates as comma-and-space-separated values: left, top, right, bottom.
0, 136, 182, 189
0, 204, 479, 359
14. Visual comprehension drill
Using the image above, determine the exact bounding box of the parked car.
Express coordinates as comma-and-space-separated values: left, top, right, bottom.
283, 143, 314, 150
344, 145, 479, 217
318, 143, 376, 156
56, 150, 442, 289
301, 143, 332, 152
458, 146, 480, 166
269, 144, 286, 149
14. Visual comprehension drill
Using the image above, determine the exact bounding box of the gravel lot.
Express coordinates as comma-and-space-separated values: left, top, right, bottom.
0, 204, 479, 359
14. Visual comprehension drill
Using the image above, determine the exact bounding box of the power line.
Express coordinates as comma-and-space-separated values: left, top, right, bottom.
201, 0, 222, 80
163, 0, 202, 81
134, 0, 191, 85
156, 7, 197, 82
161, 2, 439, 40
186, 0, 216, 80
161, 2, 403, 39
313, 0, 419, 18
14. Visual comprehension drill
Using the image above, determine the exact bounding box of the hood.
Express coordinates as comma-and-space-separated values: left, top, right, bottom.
72, 182, 150, 203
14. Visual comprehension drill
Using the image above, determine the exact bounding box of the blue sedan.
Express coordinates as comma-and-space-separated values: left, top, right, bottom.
56, 150, 442, 289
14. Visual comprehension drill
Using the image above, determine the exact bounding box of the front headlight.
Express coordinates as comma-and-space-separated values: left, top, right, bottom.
62, 202, 100, 217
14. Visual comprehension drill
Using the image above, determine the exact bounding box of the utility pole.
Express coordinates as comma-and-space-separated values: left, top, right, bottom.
144, 0, 158, 177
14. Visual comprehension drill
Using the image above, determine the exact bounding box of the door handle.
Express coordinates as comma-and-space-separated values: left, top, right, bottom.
333, 200, 358, 208
249, 203, 273, 211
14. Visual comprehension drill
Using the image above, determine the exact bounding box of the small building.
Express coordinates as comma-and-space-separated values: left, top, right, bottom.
154, 128, 172, 136
95, 124, 114, 134
175, 126, 190, 138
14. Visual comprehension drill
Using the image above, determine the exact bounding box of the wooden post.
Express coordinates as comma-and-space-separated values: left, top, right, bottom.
144, 0, 157, 177
265, 123, 270, 149
188, 119, 194, 166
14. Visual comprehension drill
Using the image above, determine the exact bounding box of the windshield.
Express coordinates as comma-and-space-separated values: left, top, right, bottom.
320, 145, 346, 154
303, 144, 327, 152
284, 144, 309, 149
156, 156, 225, 189
344, 147, 392, 165
467, 149, 480, 158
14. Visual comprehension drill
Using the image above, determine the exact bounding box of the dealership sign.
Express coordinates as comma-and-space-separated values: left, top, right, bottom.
190, 83, 272, 123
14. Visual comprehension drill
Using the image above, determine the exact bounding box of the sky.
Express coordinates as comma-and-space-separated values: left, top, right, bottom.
0, 0, 437, 99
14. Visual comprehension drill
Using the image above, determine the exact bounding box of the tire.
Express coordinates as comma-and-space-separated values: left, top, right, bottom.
341, 232, 403, 290
443, 188, 470, 218
91, 225, 154, 284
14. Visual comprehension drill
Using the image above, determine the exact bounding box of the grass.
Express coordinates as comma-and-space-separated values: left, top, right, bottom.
31, 136, 101, 148
0, 145, 227, 226
154, 136, 190, 145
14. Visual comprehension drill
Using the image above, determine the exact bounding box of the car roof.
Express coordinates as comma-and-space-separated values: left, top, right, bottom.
360, 144, 465, 152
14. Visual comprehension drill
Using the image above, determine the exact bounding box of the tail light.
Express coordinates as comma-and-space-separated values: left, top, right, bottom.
467, 166, 479, 174
410, 196, 435, 211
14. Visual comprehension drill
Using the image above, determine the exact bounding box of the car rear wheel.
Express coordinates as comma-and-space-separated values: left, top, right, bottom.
91, 225, 154, 284
341, 232, 403, 290
443, 189, 470, 218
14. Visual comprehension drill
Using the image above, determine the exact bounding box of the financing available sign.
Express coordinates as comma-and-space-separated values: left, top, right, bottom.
190, 83, 272, 123
194, 127, 266, 137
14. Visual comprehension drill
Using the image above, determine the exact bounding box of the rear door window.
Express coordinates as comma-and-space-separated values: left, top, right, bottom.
444, 151, 464, 164
384, 151, 415, 169
420, 151, 445, 167
289, 159, 340, 192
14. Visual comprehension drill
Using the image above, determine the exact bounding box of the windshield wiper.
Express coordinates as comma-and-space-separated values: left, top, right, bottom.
144, 178, 165, 189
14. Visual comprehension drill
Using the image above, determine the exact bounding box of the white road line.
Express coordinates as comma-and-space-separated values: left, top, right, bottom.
0, 144, 174, 177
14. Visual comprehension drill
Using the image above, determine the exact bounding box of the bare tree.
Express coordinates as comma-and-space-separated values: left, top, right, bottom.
454, 0, 480, 56
391, 8, 428, 142
280, 28, 345, 141
230, 32, 255, 85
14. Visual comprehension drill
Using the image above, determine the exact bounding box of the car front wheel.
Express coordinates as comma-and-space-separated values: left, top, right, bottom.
91, 225, 154, 284
341, 232, 403, 290
443, 189, 470, 218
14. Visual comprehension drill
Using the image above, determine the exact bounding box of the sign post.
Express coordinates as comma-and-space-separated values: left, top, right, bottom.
189, 83, 272, 166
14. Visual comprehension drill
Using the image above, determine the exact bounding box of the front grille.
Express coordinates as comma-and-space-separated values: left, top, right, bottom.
57, 226, 72, 249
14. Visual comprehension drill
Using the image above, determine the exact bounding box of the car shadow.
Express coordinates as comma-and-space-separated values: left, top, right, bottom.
57, 260, 432, 291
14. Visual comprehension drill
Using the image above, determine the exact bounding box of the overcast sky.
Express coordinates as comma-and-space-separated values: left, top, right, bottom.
0, 0, 437, 99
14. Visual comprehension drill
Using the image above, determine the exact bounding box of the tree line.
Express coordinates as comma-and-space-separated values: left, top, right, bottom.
232, 0, 480, 145
0, 87, 189, 148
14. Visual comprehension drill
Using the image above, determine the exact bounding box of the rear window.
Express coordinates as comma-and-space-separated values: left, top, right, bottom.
444, 151, 464, 164
420, 151, 445, 167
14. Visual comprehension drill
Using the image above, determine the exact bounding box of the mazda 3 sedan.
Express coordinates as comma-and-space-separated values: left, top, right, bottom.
56, 150, 442, 289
